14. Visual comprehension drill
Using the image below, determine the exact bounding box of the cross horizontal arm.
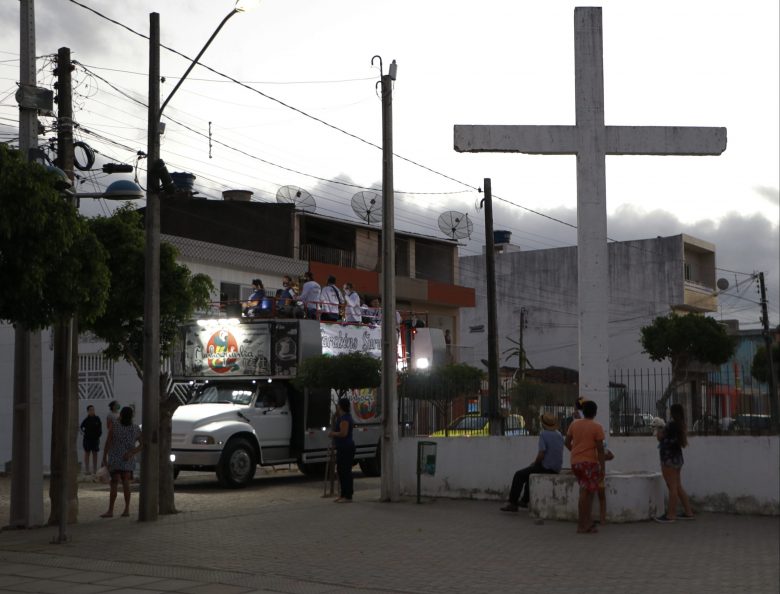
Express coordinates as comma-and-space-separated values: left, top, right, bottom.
454, 125, 578, 155
605, 126, 727, 156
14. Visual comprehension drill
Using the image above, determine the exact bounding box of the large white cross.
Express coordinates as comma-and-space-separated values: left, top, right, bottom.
454, 7, 726, 421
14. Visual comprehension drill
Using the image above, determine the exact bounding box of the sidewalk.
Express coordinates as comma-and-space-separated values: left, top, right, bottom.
0, 473, 778, 594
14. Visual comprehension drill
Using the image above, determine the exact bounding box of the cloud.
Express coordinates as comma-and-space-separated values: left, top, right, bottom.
754, 186, 780, 207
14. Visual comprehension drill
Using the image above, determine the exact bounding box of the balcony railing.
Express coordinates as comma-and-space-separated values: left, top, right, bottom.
300, 244, 355, 268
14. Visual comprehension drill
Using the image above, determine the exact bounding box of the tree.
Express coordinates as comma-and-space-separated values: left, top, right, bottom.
293, 352, 382, 397
82, 205, 213, 514
0, 144, 109, 327
751, 343, 780, 384
398, 363, 484, 435
1, 144, 111, 526
508, 379, 558, 434
640, 313, 736, 416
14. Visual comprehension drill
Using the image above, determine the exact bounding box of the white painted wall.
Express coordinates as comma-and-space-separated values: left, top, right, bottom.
399, 435, 780, 515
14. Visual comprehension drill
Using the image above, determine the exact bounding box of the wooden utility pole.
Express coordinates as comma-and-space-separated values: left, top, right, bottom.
758, 272, 779, 431
482, 179, 501, 436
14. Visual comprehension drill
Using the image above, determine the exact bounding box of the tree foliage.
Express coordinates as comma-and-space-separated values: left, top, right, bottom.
640, 313, 736, 413
294, 352, 381, 396
751, 343, 780, 384
83, 205, 213, 377
399, 363, 484, 402
0, 144, 110, 327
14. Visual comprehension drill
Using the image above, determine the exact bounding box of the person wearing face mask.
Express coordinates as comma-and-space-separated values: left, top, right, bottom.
343, 282, 362, 323
276, 275, 297, 317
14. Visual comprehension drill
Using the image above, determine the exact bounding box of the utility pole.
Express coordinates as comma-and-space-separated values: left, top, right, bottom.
50, 46, 77, 541
758, 272, 779, 431
377, 57, 399, 502
10, 0, 44, 529
482, 179, 501, 436
140, 12, 161, 522
519, 307, 527, 380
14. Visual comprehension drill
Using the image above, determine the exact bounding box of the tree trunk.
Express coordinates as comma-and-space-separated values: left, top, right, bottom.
48, 321, 79, 525
158, 372, 179, 515
656, 372, 684, 418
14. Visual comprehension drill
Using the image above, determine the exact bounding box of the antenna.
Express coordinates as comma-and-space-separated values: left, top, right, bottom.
351, 191, 383, 224
276, 185, 316, 213
437, 210, 473, 240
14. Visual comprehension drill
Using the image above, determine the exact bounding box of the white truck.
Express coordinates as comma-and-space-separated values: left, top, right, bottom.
170, 317, 443, 488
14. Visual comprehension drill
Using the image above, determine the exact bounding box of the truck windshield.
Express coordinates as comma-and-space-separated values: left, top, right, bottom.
190, 384, 255, 406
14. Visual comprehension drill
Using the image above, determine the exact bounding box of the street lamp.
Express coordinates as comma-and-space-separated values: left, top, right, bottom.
141, 4, 253, 522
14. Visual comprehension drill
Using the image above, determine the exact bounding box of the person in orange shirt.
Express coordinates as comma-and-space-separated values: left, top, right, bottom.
564, 400, 605, 534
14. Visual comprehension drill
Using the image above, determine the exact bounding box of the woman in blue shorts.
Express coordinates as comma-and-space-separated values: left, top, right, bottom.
655, 403, 694, 523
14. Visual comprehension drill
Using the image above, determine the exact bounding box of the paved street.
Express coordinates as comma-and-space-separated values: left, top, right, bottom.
0, 470, 778, 594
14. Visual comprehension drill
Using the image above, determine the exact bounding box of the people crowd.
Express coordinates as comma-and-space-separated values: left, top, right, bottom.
240, 271, 408, 326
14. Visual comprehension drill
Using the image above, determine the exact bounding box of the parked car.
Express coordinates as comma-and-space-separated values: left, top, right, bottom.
611, 413, 655, 434
730, 414, 772, 433
431, 413, 526, 437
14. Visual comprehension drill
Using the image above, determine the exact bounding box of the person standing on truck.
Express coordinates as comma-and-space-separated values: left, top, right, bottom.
320, 275, 344, 322
299, 271, 321, 319
343, 282, 362, 323
328, 397, 355, 502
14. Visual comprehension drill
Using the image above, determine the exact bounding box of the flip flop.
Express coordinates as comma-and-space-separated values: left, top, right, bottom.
120, 511, 130, 517
100, 512, 113, 518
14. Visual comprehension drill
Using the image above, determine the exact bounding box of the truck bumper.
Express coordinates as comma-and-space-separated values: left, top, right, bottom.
171, 448, 221, 467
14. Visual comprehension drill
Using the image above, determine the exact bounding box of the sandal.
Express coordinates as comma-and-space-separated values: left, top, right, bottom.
100, 512, 113, 518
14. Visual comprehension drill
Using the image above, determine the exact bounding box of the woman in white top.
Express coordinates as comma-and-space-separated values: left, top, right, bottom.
343, 283, 362, 323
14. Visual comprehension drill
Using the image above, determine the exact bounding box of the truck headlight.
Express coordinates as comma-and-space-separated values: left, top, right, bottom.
192, 435, 215, 445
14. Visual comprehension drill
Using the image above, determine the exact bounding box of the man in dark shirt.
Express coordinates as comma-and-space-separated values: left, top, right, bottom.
80, 404, 102, 475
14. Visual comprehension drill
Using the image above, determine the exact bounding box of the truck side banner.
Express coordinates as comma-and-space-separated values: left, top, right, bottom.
320, 324, 382, 358
176, 320, 272, 377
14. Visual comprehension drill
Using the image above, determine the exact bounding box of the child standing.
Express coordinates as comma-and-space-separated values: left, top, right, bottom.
565, 400, 605, 533
80, 405, 102, 475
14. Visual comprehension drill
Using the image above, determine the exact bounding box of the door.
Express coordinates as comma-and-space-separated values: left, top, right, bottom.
247, 382, 292, 463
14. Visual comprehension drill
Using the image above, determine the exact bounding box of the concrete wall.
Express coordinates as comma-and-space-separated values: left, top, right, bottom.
399, 435, 780, 515
458, 235, 689, 372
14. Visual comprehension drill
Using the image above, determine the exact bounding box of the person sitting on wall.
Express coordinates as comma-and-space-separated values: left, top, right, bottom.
500, 412, 564, 512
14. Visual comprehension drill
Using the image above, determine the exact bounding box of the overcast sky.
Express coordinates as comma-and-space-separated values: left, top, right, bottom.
1, 0, 777, 328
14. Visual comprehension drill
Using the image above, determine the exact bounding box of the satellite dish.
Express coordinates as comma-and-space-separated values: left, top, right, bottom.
276, 185, 316, 213
351, 191, 383, 224
716, 278, 730, 291
437, 211, 473, 240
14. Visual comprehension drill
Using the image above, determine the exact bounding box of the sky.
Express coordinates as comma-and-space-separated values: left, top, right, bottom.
0, 0, 777, 329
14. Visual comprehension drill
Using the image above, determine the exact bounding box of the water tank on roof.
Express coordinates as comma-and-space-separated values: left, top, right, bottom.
170, 172, 196, 192
494, 230, 511, 245
222, 189, 253, 202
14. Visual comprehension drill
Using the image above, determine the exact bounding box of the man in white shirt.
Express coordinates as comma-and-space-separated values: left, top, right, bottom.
343, 283, 362, 323
320, 275, 344, 322
298, 271, 321, 319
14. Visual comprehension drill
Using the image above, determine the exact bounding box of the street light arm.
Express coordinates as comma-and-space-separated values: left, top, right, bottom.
159, 8, 239, 116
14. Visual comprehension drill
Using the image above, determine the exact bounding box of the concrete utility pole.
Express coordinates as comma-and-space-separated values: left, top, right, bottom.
140, 12, 161, 523
141, 7, 247, 521
758, 272, 779, 431
377, 57, 399, 502
51, 46, 77, 541
481, 179, 501, 436
10, 0, 44, 529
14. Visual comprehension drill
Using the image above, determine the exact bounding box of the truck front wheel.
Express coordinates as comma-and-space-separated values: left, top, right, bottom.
358, 444, 381, 477
216, 438, 257, 488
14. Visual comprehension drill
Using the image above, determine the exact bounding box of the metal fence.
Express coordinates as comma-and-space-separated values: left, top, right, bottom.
398, 366, 778, 437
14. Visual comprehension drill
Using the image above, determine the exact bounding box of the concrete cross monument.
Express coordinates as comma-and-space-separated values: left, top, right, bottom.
454, 7, 726, 421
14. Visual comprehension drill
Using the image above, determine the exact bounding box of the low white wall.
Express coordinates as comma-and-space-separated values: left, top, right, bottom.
399, 435, 780, 515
